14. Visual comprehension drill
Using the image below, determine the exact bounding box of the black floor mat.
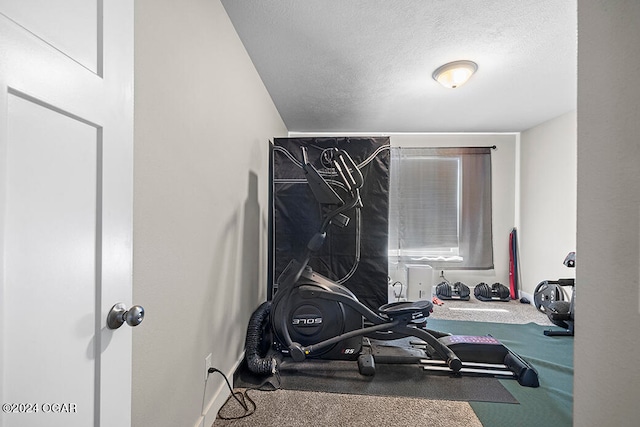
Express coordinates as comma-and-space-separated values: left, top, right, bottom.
235, 357, 518, 404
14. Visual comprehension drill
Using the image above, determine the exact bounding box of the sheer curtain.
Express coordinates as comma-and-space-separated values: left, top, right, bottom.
388, 147, 493, 270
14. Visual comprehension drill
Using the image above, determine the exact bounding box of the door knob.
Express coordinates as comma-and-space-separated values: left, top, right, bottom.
107, 303, 145, 329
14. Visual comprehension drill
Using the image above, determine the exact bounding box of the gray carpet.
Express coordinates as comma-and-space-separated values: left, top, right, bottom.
428, 296, 556, 325
215, 389, 483, 427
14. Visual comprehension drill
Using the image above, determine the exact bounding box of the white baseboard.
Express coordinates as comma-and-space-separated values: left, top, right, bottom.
520, 290, 534, 304
193, 352, 245, 427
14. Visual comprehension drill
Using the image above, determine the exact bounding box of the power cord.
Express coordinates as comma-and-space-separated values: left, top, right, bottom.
391, 281, 404, 301
208, 367, 282, 420
207, 367, 256, 420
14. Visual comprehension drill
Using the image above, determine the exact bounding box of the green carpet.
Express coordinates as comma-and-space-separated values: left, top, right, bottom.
426, 319, 574, 427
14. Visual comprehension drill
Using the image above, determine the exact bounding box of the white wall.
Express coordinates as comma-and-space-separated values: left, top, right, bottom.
575, 1, 640, 426
519, 111, 577, 296
132, 1, 287, 427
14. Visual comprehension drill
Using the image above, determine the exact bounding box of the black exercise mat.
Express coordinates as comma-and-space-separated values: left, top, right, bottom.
235, 357, 518, 404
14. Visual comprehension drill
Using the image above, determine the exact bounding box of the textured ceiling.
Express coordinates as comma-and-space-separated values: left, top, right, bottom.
221, 0, 577, 133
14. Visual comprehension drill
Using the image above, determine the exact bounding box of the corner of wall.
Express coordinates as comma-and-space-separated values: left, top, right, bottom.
518, 112, 577, 296
514, 132, 521, 231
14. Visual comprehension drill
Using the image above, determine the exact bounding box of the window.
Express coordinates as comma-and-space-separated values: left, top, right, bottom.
388, 147, 494, 270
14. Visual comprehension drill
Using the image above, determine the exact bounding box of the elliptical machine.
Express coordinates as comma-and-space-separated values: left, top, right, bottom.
247, 146, 539, 387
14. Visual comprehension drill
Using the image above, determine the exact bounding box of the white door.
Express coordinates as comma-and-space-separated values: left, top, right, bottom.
0, 1, 135, 427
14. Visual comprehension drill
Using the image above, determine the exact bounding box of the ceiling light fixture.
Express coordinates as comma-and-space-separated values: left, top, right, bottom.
432, 60, 478, 88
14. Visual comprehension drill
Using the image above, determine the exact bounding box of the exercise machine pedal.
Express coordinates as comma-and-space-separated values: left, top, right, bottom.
413, 335, 539, 387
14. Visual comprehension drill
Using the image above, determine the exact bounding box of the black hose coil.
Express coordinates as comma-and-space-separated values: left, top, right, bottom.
245, 301, 277, 375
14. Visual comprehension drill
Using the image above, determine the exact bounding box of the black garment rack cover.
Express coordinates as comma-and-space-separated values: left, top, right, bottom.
270, 137, 390, 312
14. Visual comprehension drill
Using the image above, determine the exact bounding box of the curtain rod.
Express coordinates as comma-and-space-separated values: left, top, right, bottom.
395, 145, 497, 149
